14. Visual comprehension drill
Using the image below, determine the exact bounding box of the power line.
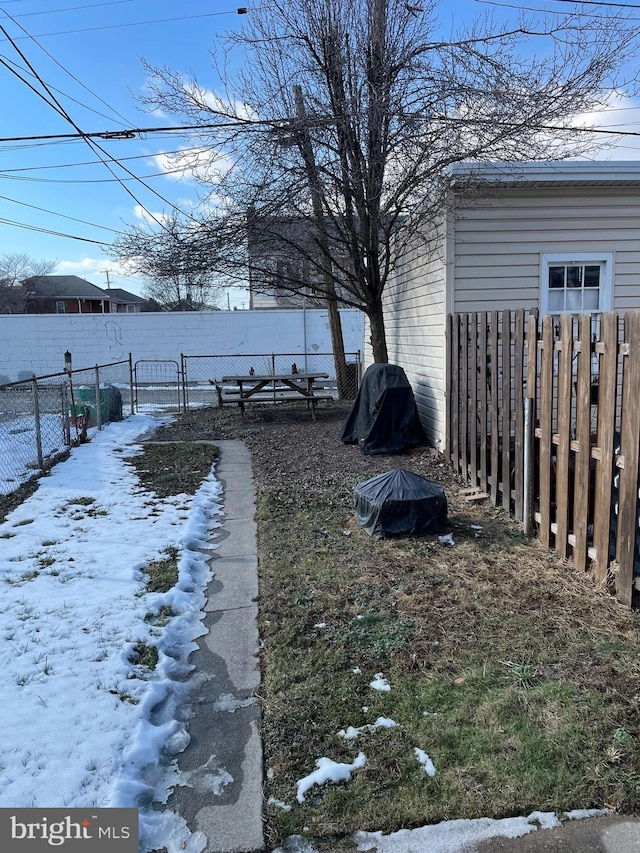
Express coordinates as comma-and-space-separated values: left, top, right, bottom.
0, 118, 269, 144
0, 8, 250, 41
0, 20, 197, 231
2, 1, 137, 19
0, 145, 211, 172
0, 216, 109, 244
0, 192, 123, 233
477, 0, 640, 16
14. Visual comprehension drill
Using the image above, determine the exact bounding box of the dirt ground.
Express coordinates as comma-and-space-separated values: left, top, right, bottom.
152, 399, 458, 494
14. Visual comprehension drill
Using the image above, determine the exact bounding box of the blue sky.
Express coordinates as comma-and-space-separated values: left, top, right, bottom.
1, 0, 640, 307
0, 0, 250, 305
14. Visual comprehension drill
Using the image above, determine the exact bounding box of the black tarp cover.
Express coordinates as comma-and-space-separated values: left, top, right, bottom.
340, 363, 426, 455
354, 468, 448, 539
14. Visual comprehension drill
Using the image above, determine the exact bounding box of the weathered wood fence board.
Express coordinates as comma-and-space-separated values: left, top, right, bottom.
446, 309, 640, 608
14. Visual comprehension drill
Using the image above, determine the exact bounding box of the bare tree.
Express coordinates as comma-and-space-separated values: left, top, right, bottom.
139, 0, 640, 360
0, 253, 57, 313
109, 212, 228, 311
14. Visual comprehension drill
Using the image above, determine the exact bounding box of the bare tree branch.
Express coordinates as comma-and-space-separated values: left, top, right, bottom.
134, 0, 640, 359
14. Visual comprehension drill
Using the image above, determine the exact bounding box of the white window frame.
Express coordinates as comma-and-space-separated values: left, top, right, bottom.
540, 252, 613, 317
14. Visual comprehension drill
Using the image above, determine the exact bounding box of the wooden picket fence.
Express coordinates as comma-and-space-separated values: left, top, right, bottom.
446, 309, 640, 608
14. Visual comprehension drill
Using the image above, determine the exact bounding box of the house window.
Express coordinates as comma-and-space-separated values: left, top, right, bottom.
126, 304, 136, 313
540, 253, 613, 317
55, 301, 67, 314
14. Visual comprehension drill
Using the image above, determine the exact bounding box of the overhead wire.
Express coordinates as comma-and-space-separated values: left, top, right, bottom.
0, 217, 109, 244
0, 145, 215, 173
0, 7, 252, 41
0, 193, 124, 233
0, 14, 199, 232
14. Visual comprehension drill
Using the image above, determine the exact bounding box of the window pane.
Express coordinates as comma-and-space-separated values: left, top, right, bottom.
549, 266, 565, 288
548, 291, 564, 312
584, 265, 600, 287
566, 289, 582, 310
583, 290, 599, 310
566, 266, 581, 288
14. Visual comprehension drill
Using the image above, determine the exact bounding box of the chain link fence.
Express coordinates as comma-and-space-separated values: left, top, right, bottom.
0, 358, 133, 497
181, 351, 361, 409
1, 350, 360, 496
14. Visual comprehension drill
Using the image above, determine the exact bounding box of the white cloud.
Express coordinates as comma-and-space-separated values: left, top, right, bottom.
150, 146, 234, 184
132, 204, 170, 226
571, 91, 640, 160
54, 257, 145, 295
182, 82, 258, 123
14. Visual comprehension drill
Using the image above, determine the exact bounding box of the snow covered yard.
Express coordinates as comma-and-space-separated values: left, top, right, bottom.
0, 415, 221, 852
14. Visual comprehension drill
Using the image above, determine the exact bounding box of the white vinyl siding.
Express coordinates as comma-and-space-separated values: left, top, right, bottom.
380, 180, 640, 451
452, 188, 640, 315
379, 223, 447, 446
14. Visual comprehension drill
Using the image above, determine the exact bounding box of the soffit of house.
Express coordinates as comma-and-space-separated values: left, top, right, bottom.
448, 161, 640, 191
25, 275, 110, 300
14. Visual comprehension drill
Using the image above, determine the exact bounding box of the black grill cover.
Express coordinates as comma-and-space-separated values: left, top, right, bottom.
354, 469, 448, 539
340, 363, 426, 455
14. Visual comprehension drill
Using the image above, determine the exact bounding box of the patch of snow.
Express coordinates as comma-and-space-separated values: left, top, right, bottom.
414, 747, 436, 777
352, 666, 362, 674
354, 811, 563, 853
564, 808, 613, 820
268, 797, 293, 812
438, 533, 455, 546
370, 673, 391, 691
296, 752, 367, 803
213, 693, 256, 712
339, 717, 398, 740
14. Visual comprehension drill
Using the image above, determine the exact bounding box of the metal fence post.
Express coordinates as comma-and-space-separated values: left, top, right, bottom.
95, 366, 102, 430
181, 353, 188, 412
128, 354, 135, 415
32, 375, 45, 471
62, 383, 71, 446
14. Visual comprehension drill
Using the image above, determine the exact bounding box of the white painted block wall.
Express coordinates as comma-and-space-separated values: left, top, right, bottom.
0, 309, 364, 383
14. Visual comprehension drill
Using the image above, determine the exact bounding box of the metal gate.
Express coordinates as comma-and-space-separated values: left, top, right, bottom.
133, 360, 181, 414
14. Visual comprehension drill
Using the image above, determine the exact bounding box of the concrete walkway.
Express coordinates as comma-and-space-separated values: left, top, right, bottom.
472, 815, 640, 853
167, 440, 264, 853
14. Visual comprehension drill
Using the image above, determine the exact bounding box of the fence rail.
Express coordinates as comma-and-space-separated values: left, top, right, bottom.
0, 358, 132, 496
447, 309, 640, 608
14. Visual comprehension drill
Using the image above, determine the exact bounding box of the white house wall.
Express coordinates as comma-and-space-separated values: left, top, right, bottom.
378, 183, 640, 449
452, 188, 640, 314
380, 223, 448, 447
0, 309, 364, 384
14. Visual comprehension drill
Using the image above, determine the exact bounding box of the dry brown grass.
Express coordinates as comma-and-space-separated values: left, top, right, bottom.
153, 402, 640, 849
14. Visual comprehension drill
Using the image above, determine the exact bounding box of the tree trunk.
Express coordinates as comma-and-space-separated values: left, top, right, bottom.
368, 300, 389, 364
325, 296, 350, 398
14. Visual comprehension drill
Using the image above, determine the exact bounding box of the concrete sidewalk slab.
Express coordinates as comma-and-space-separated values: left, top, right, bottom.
166, 440, 264, 853
472, 815, 640, 853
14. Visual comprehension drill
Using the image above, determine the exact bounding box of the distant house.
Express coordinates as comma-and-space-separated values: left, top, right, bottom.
105, 288, 146, 313
23, 275, 114, 314
247, 214, 351, 309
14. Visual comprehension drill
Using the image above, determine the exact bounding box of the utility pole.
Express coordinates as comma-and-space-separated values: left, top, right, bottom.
293, 84, 349, 399
101, 269, 112, 290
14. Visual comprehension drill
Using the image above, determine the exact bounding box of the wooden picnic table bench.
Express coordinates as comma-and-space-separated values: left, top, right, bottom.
214, 372, 332, 420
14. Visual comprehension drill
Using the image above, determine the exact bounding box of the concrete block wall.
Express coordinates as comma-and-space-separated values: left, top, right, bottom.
0, 309, 364, 383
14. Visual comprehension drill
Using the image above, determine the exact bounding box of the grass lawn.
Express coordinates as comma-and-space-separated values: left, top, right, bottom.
153, 402, 640, 851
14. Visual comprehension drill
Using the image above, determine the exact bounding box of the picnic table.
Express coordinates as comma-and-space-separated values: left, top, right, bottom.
216, 372, 332, 419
